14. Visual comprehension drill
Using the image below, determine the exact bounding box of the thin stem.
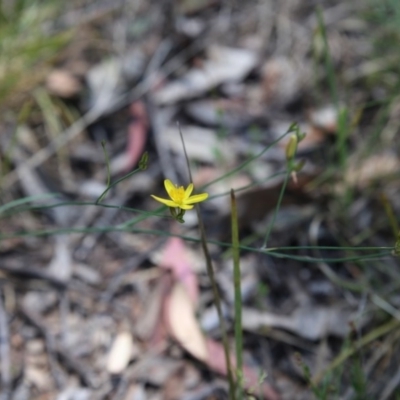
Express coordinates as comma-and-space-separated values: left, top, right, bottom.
202, 129, 291, 190
179, 124, 236, 400
231, 189, 243, 398
96, 168, 141, 204
101, 141, 111, 188
262, 170, 290, 248
0, 227, 392, 265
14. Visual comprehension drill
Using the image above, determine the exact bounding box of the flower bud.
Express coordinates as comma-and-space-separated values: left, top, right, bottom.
139, 151, 149, 170
285, 134, 298, 161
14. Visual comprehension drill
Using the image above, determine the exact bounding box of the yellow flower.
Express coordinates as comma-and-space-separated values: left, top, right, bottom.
151, 179, 208, 210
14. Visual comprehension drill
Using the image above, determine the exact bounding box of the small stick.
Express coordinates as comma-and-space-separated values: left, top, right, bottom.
231, 189, 243, 398
0, 288, 11, 400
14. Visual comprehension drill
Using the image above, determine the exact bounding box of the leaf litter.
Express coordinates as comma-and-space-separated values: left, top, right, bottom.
0, 0, 399, 399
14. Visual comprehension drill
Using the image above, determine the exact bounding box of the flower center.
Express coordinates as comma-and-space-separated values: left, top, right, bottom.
170, 186, 185, 204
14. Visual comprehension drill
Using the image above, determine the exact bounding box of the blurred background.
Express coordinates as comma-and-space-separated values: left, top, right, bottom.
1, 0, 400, 399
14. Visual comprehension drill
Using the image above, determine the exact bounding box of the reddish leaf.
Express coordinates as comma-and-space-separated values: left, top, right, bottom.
159, 237, 198, 304
125, 101, 148, 172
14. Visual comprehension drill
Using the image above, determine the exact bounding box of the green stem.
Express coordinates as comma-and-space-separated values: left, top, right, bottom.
178, 125, 236, 400
101, 141, 111, 188
0, 227, 392, 266
262, 170, 290, 248
96, 168, 141, 204
231, 189, 243, 398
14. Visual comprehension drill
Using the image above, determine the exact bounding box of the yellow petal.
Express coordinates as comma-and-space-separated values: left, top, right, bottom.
180, 204, 194, 210
184, 183, 194, 199
151, 195, 178, 208
164, 179, 175, 197
185, 193, 208, 205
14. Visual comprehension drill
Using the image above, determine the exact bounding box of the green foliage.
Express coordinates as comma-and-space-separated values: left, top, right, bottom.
0, 0, 70, 107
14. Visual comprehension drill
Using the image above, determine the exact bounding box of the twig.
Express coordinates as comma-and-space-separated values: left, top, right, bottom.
59, 292, 70, 348
146, 39, 179, 183
231, 189, 243, 398
147, 100, 179, 183
0, 265, 67, 290
0, 288, 11, 400
102, 238, 166, 302
21, 304, 97, 388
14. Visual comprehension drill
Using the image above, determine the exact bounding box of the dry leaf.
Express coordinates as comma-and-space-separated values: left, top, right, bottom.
242, 305, 362, 340
262, 57, 310, 106
106, 331, 134, 374
158, 237, 199, 304
135, 278, 168, 341
165, 283, 280, 399
345, 153, 399, 188
47, 235, 72, 282
166, 283, 208, 362
154, 46, 257, 105
25, 366, 52, 391
46, 69, 82, 98
184, 99, 250, 129
110, 101, 148, 174
309, 104, 338, 133
133, 356, 182, 386
163, 125, 235, 164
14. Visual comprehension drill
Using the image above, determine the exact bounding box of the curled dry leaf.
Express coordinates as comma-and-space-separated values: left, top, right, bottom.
126, 101, 148, 170
165, 284, 280, 399
166, 282, 208, 363
106, 331, 134, 375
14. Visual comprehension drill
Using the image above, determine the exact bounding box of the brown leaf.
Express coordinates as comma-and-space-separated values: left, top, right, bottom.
165, 282, 208, 362
165, 284, 280, 399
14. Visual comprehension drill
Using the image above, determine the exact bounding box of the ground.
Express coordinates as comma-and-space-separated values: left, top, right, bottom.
0, 0, 400, 399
